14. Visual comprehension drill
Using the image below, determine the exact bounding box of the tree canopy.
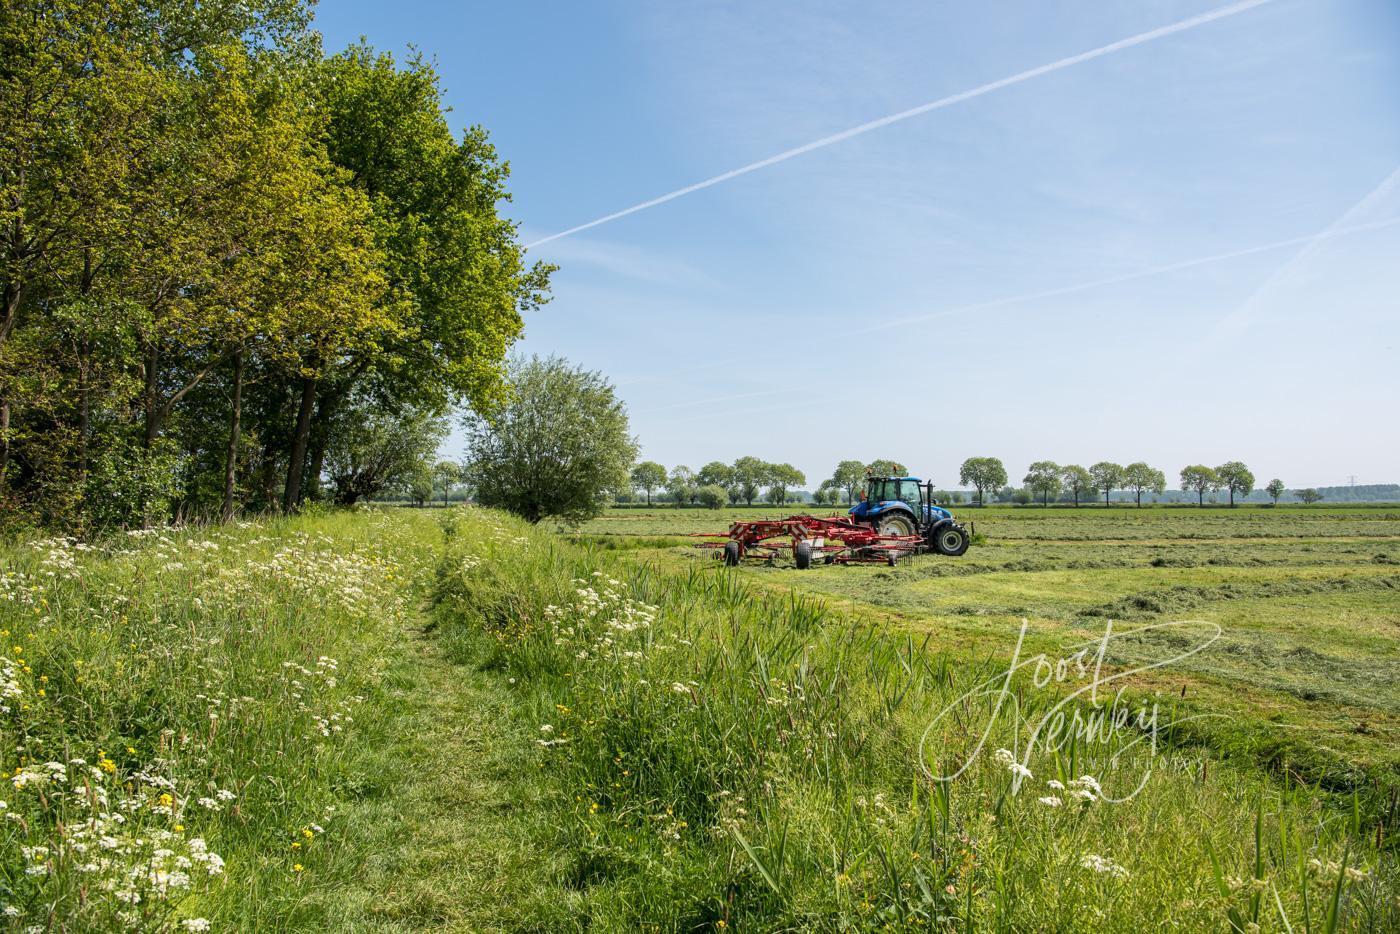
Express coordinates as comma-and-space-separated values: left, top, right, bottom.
464, 356, 635, 524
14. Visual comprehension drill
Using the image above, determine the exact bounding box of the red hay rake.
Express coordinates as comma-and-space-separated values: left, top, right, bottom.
692, 514, 922, 568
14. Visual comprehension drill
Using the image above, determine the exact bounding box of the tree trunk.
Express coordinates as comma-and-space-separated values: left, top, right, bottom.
1228, 488, 1235, 507
77, 336, 91, 479
1136, 490, 1142, 507
282, 376, 317, 512
1198, 489, 1204, 506
0, 402, 9, 486
0, 278, 20, 349
142, 341, 161, 448
221, 348, 243, 522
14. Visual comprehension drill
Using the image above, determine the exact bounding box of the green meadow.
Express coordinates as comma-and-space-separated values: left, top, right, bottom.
2, 505, 1396, 930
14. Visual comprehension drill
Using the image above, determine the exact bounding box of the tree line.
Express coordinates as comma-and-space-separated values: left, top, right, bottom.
0, 0, 550, 531
621, 455, 1318, 509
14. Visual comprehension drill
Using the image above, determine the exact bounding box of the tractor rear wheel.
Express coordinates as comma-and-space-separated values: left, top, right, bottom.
877, 512, 916, 537
933, 525, 969, 556
794, 541, 813, 570
723, 541, 742, 566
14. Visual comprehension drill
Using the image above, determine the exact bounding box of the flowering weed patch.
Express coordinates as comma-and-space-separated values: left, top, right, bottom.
0, 510, 437, 930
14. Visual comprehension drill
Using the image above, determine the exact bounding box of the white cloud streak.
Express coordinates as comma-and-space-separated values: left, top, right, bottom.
526, 0, 1275, 248
1209, 165, 1400, 340
855, 215, 1400, 334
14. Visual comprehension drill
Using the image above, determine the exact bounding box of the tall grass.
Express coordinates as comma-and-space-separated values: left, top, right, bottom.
0, 509, 440, 930
437, 508, 1397, 931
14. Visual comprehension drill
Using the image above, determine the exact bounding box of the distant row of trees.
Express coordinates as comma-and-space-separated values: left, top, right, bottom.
628, 458, 807, 508
623, 455, 1326, 510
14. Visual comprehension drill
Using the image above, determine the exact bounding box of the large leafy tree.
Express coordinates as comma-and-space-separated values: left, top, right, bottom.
1122, 462, 1166, 507
1179, 465, 1221, 506
826, 460, 867, 504
959, 457, 1007, 506
731, 457, 772, 507
1023, 461, 1061, 506
630, 461, 666, 506
312, 47, 554, 474
1265, 478, 1286, 505
464, 356, 636, 524
665, 465, 697, 505
766, 463, 805, 505
1215, 461, 1255, 507
1058, 465, 1094, 507
1089, 461, 1124, 508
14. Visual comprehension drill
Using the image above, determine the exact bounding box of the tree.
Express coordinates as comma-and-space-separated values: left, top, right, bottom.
1058, 465, 1094, 507
827, 460, 867, 504
666, 465, 697, 506
630, 461, 666, 506
1265, 478, 1286, 505
1296, 488, 1323, 505
959, 457, 1007, 506
1023, 461, 1061, 506
697, 461, 735, 496
1179, 465, 1221, 507
1089, 462, 1124, 508
696, 484, 729, 509
323, 404, 448, 506
767, 463, 805, 506
464, 356, 636, 524
867, 458, 907, 477
433, 459, 463, 507
1215, 461, 1254, 507
1122, 462, 1166, 508
731, 456, 772, 507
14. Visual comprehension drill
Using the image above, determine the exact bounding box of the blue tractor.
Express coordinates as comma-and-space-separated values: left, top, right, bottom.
849, 475, 972, 556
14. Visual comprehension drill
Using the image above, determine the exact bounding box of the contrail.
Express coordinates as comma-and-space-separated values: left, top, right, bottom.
1210, 166, 1400, 340
527, 0, 1275, 248
855, 215, 1400, 334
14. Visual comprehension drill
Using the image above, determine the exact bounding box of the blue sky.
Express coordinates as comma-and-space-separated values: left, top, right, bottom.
313, 0, 1399, 490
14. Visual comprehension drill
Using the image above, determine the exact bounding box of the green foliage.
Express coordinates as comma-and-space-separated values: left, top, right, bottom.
959, 457, 1007, 505
464, 356, 636, 525
731, 456, 772, 507
696, 484, 729, 509
630, 461, 667, 506
766, 462, 805, 506
826, 460, 867, 503
665, 465, 697, 505
1181, 465, 1223, 506
1123, 462, 1168, 507
0, 5, 544, 530
1023, 460, 1061, 506
1265, 478, 1287, 505
1089, 461, 1125, 507
323, 403, 448, 505
1297, 488, 1324, 505
1057, 464, 1094, 507
1217, 461, 1256, 507
697, 461, 735, 498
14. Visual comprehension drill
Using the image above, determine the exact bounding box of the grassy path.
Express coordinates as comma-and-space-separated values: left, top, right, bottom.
325, 599, 563, 930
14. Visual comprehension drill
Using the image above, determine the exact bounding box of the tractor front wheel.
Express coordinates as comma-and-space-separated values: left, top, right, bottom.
933, 525, 970, 556
723, 541, 742, 566
794, 540, 813, 570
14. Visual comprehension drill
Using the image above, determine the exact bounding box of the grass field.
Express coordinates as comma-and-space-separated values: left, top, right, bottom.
576, 505, 1400, 795
2, 505, 1396, 930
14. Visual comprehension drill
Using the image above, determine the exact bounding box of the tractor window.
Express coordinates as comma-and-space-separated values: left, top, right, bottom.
867, 479, 892, 502
898, 480, 922, 507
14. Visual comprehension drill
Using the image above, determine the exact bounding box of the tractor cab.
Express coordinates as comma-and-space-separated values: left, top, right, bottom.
849, 476, 968, 555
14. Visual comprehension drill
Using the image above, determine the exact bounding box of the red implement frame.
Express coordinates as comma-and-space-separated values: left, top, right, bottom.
692, 514, 922, 566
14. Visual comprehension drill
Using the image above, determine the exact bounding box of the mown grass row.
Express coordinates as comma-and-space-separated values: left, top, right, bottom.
0, 509, 441, 931
437, 507, 1397, 931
